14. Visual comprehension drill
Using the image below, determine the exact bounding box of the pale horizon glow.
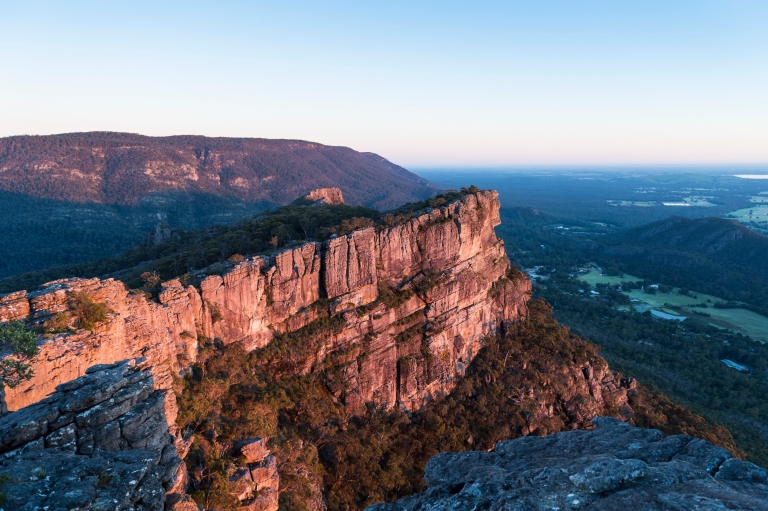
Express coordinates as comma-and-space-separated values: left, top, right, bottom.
1, 1, 767, 167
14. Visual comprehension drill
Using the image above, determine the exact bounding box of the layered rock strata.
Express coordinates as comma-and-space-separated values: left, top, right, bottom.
0, 190, 531, 414
369, 417, 768, 511
0, 359, 194, 511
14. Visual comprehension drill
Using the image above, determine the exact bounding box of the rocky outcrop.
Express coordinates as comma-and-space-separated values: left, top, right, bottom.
0, 190, 531, 414
0, 359, 193, 511
228, 438, 280, 511
0, 290, 28, 322
0, 277, 203, 411
369, 417, 768, 511
304, 187, 345, 205
144, 222, 182, 247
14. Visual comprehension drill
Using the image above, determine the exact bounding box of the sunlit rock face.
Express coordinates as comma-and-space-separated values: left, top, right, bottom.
304, 186, 346, 205
0, 191, 530, 414
368, 417, 768, 511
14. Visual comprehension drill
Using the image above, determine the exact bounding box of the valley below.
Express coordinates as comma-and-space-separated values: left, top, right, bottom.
576, 268, 768, 343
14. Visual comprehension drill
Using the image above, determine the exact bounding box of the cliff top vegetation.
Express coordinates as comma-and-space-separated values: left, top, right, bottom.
0, 187, 481, 294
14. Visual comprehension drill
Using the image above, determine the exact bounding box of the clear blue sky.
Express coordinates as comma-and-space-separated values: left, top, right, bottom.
1, 1, 766, 166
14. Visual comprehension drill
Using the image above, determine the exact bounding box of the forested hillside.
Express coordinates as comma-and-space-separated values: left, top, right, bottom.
0, 133, 434, 208
496, 207, 768, 466
0, 133, 435, 278
606, 216, 768, 313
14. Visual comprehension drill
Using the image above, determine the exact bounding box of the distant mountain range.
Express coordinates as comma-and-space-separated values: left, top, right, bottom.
0, 132, 434, 210
0, 132, 436, 279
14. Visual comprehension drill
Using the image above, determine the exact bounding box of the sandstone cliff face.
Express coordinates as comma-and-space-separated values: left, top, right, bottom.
0, 277, 204, 412
0, 359, 193, 511
0, 191, 530, 414
368, 417, 768, 511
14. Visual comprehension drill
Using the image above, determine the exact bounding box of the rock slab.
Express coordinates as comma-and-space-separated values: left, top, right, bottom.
0, 359, 192, 511
368, 417, 768, 511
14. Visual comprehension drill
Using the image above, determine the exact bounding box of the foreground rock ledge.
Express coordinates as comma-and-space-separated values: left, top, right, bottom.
0, 359, 194, 511
368, 417, 768, 511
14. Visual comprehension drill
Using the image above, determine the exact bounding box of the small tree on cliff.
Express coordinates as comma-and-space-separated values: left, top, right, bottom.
68, 292, 111, 330
0, 321, 38, 389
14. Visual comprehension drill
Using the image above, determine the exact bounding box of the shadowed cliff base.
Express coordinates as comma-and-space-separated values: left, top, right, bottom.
174, 299, 741, 510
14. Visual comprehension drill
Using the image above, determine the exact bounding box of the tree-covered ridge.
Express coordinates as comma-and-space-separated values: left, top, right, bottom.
496, 205, 768, 314
605, 216, 768, 316
0, 132, 434, 209
0, 188, 477, 294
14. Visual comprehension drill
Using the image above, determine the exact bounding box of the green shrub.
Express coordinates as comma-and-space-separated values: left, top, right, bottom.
0, 321, 38, 388
412, 270, 446, 296
394, 324, 424, 345
42, 313, 71, 335
210, 304, 224, 324
418, 216, 452, 232
377, 281, 413, 309
68, 292, 111, 330
339, 217, 375, 235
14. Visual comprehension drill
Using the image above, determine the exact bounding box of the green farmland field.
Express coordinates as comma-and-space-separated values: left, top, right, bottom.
725, 205, 768, 224
579, 270, 768, 343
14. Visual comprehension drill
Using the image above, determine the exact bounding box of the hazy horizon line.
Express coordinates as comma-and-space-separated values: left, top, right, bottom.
411, 164, 768, 171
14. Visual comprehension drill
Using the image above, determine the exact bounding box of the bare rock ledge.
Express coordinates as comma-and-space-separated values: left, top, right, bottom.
367, 417, 768, 511
0, 359, 194, 511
